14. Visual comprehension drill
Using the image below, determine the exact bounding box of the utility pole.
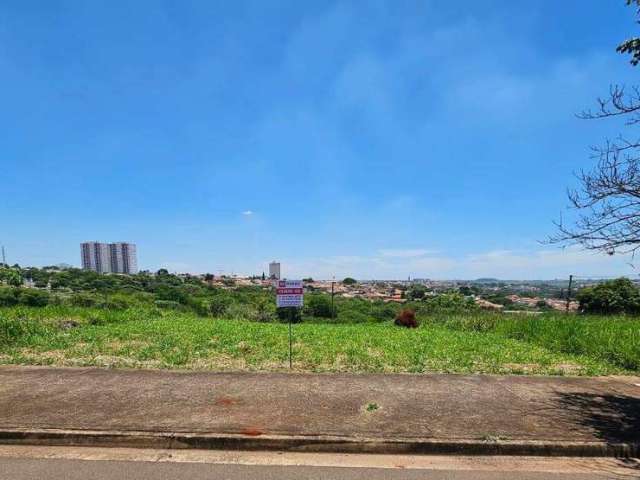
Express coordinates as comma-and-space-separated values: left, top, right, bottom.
1, 246, 5, 266
565, 275, 573, 313
289, 310, 293, 369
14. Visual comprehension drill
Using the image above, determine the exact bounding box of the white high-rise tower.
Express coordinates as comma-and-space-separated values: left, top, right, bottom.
81, 242, 138, 274
269, 261, 281, 280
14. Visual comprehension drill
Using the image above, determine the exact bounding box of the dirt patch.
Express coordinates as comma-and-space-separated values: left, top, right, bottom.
367, 348, 384, 358
59, 320, 80, 330
240, 427, 264, 437
186, 356, 248, 371
105, 340, 150, 350
502, 363, 541, 373
19, 349, 67, 362
554, 363, 584, 375
214, 396, 240, 407
236, 341, 251, 354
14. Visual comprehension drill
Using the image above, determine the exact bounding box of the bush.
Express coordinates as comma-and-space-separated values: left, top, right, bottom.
304, 294, 334, 318
155, 285, 189, 304
224, 302, 256, 320
370, 302, 398, 322
154, 300, 184, 311
1, 269, 22, 287
577, 278, 640, 314
17, 289, 50, 307
276, 307, 302, 323
395, 308, 418, 328
70, 293, 98, 308
406, 284, 427, 300
209, 296, 231, 317
421, 293, 477, 313
0, 287, 19, 307
254, 297, 276, 322
184, 298, 211, 316
97, 294, 132, 310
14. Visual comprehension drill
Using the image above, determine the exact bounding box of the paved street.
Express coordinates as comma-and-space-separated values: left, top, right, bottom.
0, 446, 637, 480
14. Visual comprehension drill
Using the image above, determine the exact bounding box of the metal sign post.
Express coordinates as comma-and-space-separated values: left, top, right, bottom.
289, 317, 293, 369
276, 280, 304, 369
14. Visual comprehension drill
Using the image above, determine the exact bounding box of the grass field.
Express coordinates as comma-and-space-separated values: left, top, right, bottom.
1, 305, 639, 376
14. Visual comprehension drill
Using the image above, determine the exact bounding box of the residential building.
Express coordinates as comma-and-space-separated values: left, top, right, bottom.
81, 242, 111, 273
110, 242, 138, 274
269, 261, 281, 280
81, 242, 138, 274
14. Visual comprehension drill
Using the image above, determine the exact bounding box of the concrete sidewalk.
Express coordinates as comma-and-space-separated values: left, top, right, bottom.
0, 366, 639, 456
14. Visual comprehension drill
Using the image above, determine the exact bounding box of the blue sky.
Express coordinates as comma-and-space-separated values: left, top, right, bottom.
2, 1, 640, 279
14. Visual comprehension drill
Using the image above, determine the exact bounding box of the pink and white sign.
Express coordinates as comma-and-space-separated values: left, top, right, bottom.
276, 280, 304, 307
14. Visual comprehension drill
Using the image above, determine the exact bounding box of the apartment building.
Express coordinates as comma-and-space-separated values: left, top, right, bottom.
109, 242, 138, 274
81, 242, 138, 274
269, 261, 281, 280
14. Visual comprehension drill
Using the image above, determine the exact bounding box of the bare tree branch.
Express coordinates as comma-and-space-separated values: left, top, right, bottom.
548, 88, 640, 255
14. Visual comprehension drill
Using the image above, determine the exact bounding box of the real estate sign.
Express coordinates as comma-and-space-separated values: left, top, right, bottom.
276, 280, 304, 308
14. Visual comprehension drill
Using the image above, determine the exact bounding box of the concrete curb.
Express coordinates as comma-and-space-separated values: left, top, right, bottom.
0, 429, 637, 458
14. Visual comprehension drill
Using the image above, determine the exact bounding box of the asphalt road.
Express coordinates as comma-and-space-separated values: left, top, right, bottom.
0, 446, 637, 480
0, 457, 628, 480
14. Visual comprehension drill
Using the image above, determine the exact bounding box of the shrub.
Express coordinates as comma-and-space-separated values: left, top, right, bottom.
406, 284, 427, 300
0, 287, 19, 307
184, 298, 211, 316
209, 296, 231, 317
421, 293, 477, 313
254, 298, 276, 322
155, 285, 189, 304
154, 300, 184, 311
1, 269, 22, 287
17, 289, 49, 307
370, 302, 398, 322
70, 293, 98, 308
276, 307, 302, 323
97, 294, 132, 310
304, 294, 334, 318
395, 308, 418, 328
576, 278, 640, 314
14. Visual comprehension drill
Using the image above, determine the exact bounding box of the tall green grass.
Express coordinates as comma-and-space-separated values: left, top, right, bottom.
0, 306, 637, 375
425, 312, 640, 371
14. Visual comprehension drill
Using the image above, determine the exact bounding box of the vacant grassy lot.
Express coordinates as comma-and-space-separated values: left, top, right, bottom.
1, 306, 638, 375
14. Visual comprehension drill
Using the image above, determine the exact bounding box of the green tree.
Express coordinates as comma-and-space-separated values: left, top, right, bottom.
406, 284, 427, 300
0, 288, 19, 307
618, 1, 640, 65
17, 289, 49, 307
1, 269, 22, 287
304, 294, 335, 318
155, 285, 189, 304
342, 277, 357, 285
576, 278, 640, 314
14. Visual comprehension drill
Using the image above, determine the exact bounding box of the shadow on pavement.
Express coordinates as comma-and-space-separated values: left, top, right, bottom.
557, 392, 640, 443
556, 392, 640, 477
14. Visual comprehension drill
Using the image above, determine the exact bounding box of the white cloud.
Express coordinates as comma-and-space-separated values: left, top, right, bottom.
241, 210, 254, 216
